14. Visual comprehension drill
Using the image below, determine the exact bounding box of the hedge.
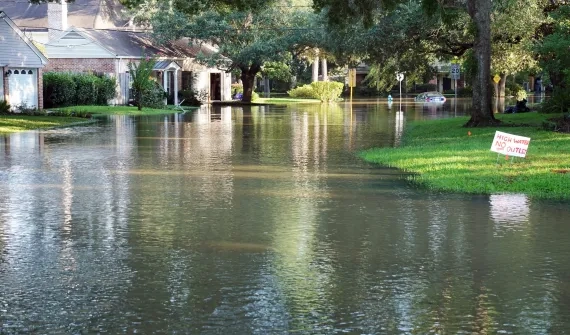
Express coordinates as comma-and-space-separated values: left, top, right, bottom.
44, 72, 116, 108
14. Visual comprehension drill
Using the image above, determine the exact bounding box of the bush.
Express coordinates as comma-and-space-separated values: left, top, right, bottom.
505, 82, 523, 97
457, 87, 473, 97
231, 83, 243, 94
287, 84, 315, 99
540, 87, 570, 114
310, 81, 344, 102
74, 74, 98, 105
44, 72, 76, 108
96, 76, 117, 105
132, 81, 166, 109
179, 89, 208, 106
412, 83, 437, 93
43, 72, 116, 107
0, 100, 11, 114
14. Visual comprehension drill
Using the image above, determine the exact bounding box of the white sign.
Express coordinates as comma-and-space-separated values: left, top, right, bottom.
490, 131, 531, 158
396, 73, 404, 82
450, 64, 460, 80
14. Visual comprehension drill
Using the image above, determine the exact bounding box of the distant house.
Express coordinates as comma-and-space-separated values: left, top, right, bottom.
0, 11, 48, 110
2, 0, 231, 105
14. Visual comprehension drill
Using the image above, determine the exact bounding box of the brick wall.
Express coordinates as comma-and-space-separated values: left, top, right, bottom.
44, 58, 116, 74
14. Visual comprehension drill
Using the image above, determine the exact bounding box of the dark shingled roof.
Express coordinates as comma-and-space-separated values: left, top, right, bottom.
1, 0, 130, 30
74, 29, 219, 58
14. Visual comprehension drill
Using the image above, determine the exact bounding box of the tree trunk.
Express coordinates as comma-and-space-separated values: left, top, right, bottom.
321, 58, 328, 81
240, 64, 261, 103
499, 73, 507, 98
312, 56, 319, 82
465, 0, 498, 127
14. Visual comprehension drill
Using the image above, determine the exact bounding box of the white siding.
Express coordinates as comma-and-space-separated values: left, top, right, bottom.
0, 17, 45, 68
46, 31, 114, 58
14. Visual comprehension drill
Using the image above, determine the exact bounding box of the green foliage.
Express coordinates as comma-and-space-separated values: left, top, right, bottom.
540, 87, 570, 114
179, 89, 208, 106
412, 83, 437, 93
310, 81, 344, 102
536, 6, 570, 90
457, 87, 473, 97
231, 83, 244, 94
74, 74, 99, 105
360, 112, 570, 199
515, 89, 527, 102
133, 81, 167, 109
0, 100, 11, 114
95, 76, 117, 105
43, 72, 117, 108
287, 84, 315, 99
151, 4, 322, 102
128, 56, 159, 110
262, 62, 292, 82
43, 72, 77, 108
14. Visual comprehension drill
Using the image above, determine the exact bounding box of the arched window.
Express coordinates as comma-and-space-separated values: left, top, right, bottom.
28, 70, 33, 75
14, 70, 19, 74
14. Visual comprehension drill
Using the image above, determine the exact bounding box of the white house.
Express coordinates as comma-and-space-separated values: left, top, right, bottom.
0, 11, 48, 110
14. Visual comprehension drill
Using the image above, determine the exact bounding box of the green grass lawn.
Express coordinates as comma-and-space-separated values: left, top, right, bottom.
257, 97, 322, 104
55, 105, 197, 116
0, 115, 90, 134
361, 112, 570, 200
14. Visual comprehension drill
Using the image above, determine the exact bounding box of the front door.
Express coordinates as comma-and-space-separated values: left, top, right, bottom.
8, 69, 37, 109
210, 73, 221, 101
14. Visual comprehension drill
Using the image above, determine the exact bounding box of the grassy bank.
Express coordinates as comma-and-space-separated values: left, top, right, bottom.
0, 115, 90, 134
56, 105, 196, 116
257, 97, 321, 104
361, 112, 570, 200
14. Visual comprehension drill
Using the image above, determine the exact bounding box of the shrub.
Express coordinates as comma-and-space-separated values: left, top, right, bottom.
179, 89, 208, 106
95, 75, 117, 105
43, 72, 117, 107
74, 74, 98, 105
0, 100, 11, 114
310, 81, 344, 102
457, 87, 473, 97
231, 83, 243, 94
412, 83, 437, 93
132, 81, 166, 109
287, 84, 315, 99
43, 72, 77, 107
540, 87, 570, 114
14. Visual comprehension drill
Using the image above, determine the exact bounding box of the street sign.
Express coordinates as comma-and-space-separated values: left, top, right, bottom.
493, 74, 501, 84
396, 73, 404, 82
450, 64, 460, 80
348, 68, 356, 88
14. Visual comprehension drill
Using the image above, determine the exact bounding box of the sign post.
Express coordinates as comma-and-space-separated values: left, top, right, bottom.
450, 63, 460, 99
396, 72, 404, 112
490, 131, 531, 163
348, 68, 356, 101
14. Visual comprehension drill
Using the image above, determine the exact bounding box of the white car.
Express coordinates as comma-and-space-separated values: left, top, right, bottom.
414, 91, 446, 103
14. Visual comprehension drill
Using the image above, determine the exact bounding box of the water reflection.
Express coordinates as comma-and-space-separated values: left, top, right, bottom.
0, 100, 569, 333
489, 194, 530, 236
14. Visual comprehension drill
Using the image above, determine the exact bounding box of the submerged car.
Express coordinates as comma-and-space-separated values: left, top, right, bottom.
414, 91, 446, 103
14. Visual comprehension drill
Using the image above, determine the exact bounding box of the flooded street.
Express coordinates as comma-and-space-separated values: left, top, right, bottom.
1, 98, 569, 334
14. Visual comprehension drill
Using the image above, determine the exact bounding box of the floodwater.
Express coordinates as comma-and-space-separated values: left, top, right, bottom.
1, 98, 569, 334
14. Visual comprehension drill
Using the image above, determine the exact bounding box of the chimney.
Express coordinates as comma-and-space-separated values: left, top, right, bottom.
47, 0, 68, 40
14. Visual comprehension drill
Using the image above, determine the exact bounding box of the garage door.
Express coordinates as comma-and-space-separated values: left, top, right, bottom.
8, 69, 37, 109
